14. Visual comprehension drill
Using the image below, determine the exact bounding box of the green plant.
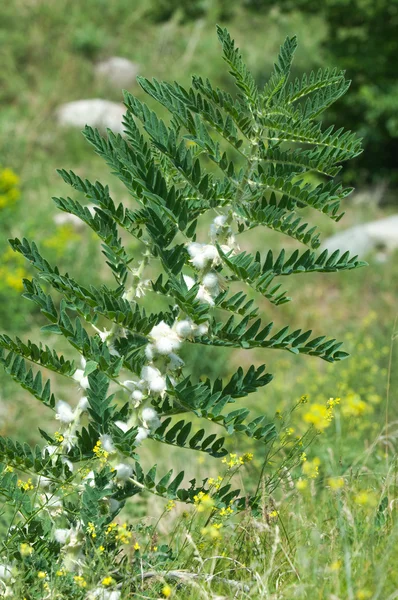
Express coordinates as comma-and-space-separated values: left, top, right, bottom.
0, 27, 364, 596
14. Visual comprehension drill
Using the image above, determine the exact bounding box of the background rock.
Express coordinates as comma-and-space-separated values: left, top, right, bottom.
94, 56, 139, 88
56, 99, 125, 133
323, 214, 398, 259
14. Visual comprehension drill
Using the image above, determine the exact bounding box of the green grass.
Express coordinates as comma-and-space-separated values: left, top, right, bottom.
1, 2, 398, 598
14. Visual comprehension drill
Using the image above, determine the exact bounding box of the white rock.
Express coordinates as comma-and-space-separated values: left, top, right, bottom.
323, 215, 398, 258
57, 99, 125, 134
95, 56, 139, 88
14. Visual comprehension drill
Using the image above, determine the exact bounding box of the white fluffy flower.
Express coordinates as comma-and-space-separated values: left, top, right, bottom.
72, 369, 89, 390
196, 285, 215, 306
174, 319, 194, 339
131, 389, 144, 406
196, 322, 209, 337
141, 366, 166, 394
135, 427, 148, 444
78, 396, 89, 411
210, 214, 228, 238
149, 321, 181, 356
142, 407, 161, 430
114, 463, 133, 481
187, 243, 218, 269
145, 343, 155, 361
100, 434, 115, 454
202, 272, 219, 291
55, 400, 75, 424
54, 528, 71, 544
123, 379, 143, 392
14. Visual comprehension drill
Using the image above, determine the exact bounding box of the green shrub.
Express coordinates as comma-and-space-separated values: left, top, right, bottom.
0, 27, 364, 597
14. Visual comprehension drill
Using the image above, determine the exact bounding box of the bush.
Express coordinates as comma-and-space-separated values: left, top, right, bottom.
0, 27, 363, 597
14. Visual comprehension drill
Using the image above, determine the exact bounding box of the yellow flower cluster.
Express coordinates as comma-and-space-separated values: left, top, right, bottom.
165, 499, 176, 511
102, 576, 116, 586
105, 521, 132, 544
0, 167, 20, 209
303, 398, 339, 431
93, 440, 109, 465
105, 522, 118, 535
54, 431, 64, 443
328, 477, 345, 490
200, 523, 223, 539
115, 523, 132, 544
207, 475, 223, 489
341, 393, 371, 417
87, 522, 97, 538
221, 452, 253, 468
20, 543, 33, 557
354, 491, 378, 507
73, 575, 87, 588
43, 224, 80, 257
219, 505, 234, 517
0, 248, 28, 293
17, 478, 34, 491
193, 491, 214, 512
302, 457, 320, 479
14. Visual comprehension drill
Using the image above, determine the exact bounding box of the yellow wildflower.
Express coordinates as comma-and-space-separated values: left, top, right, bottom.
87, 522, 97, 538
356, 590, 372, 600
4, 466, 14, 473
134, 542, 140, 551
54, 431, 64, 443
354, 491, 378, 507
193, 491, 214, 512
165, 499, 176, 511
73, 575, 87, 588
269, 510, 278, 519
201, 523, 223, 538
17, 478, 34, 491
56, 569, 66, 576
162, 585, 172, 598
219, 506, 234, 517
208, 475, 223, 489
341, 393, 370, 417
328, 477, 345, 490
296, 478, 308, 491
327, 397, 340, 409
303, 403, 334, 431
240, 452, 254, 464
93, 440, 109, 465
20, 543, 33, 557
105, 522, 118, 535
37, 571, 47, 579
302, 457, 320, 479
330, 560, 342, 571
102, 576, 116, 586
115, 523, 132, 544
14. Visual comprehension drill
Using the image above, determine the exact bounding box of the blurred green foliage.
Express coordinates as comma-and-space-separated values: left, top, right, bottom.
245, 0, 398, 188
